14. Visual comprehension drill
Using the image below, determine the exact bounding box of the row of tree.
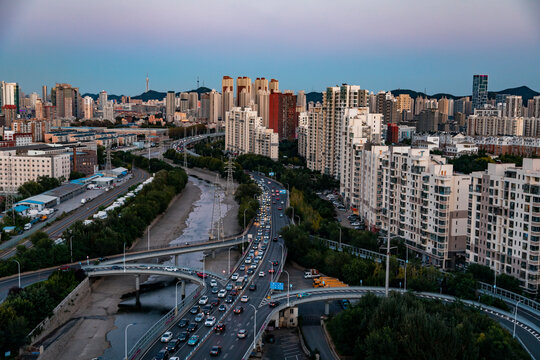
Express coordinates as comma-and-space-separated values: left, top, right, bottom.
326, 292, 529, 360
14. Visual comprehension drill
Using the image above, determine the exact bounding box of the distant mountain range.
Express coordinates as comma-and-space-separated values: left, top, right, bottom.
83, 85, 539, 106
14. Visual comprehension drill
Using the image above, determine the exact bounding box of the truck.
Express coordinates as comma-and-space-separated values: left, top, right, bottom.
303, 269, 320, 279
321, 280, 348, 288
313, 277, 335, 287
247, 234, 253, 241
24, 223, 32, 231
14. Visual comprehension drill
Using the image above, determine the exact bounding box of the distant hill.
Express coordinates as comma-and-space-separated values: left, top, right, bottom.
488, 86, 539, 105
306, 91, 323, 104
82, 87, 214, 103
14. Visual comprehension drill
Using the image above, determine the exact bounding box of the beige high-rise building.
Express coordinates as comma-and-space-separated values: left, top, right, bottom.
297, 90, 306, 112
467, 109, 524, 136
83, 96, 94, 119
269, 79, 279, 94
414, 96, 426, 115
166, 91, 176, 123
505, 95, 523, 117
222, 76, 234, 120
35, 99, 44, 120
467, 159, 540, 294
396, 94, 412, 113
254, 78, 269, 92
236, 77, 252, 106
256, 90, 270, 127
208, 90, 222, 123
297, 103, 324, 172
438, 97, 449, 115
224, 107, 278, 160
188, 92, 198, 111
51, 83, 81, 119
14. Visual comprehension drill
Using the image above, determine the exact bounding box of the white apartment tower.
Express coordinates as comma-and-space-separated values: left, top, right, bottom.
83, 96, 94, 119
467, 159, 540, 294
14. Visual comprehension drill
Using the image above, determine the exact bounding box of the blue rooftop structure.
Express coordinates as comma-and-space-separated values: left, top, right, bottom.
14, 205, 30, 213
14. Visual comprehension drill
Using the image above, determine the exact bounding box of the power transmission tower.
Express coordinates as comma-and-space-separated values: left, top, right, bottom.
209, 174, 224, 240
5, 154, 15, 222
225, 155, 234, 196
105, 145, 112, 172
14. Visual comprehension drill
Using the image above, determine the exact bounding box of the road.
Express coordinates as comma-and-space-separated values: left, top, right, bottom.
140, 175, 289, 360
0, 168, 148, 301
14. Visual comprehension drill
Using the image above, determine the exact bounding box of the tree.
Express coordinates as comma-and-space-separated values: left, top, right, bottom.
69, 171, 86, 180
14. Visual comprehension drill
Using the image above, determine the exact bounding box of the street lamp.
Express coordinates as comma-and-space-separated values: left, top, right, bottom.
69, 235, 73, 263
278, 243, 285, 269
248, 304, 257, 352
513, 299, 522, 338
124, 322, 136, 360
283, 270, 290, 307
338, 227, 342, 250
12, 260, 21, 288
243, 208, 248, 253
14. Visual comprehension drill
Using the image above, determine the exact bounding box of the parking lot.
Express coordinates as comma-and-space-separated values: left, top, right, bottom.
316, 191, 364, 230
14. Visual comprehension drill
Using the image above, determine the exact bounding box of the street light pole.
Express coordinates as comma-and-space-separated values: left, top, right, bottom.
339, 227, 342, 250
69, 236, 73, 263
243, 208, 248, 254
12, 260, 21, 288
124, 322, 136, 360
283, 270, 290, 307
228, 246, 234, 275
513, 299, 522, 338
248, 304, 257, 352
404, 244, 408, 291
123, 242, 126, 272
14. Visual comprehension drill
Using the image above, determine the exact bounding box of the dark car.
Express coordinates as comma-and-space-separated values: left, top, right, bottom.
225, 295, 234, 303
111, 265, 121, 270
247, 268, 254, 275
269, 301, 280, 308
210, 346, 222, 356
214, 322, 226, 333
272, 260, 279, 266
177, 332, 188, 342
249, 283, 257, 291
239, 265, 246, 271
187, 323, 198, 332
211, 286, 219, 294
230, 289, 238, 296
272, 237, 278, 242
218, 304, 226, 312
210, 298, 220, 306
233, 306, 244, 314
178, 318, 189, 328
189, 305, 200, 314
203, 304, 213, 314
153, 349, 169, 360
166, 339, 179, 352
225, 283, 233, 291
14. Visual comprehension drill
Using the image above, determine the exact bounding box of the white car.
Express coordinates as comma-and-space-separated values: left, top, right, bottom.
204, 316, 216, 327
259, 271, 265, 277
217, 289, 227, 298
160, 331, 173, 343
231, 273, 239, 280
199, 295, 209, 305
194, 312, 205, 322
210, 279, 218, 287
240, 295, 249, 303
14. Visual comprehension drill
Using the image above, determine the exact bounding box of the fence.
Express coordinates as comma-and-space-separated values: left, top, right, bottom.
478, 281, 540, 312
128, 284, 205, 360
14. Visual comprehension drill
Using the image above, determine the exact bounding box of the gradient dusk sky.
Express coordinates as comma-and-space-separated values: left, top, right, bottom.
0, 0, 539, 96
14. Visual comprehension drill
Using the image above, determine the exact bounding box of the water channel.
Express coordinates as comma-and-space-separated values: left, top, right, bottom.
102, 176, 227, 359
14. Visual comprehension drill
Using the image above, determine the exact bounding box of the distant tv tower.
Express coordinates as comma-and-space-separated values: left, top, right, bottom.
197, 76, 199, 89
146, 73, 149, 92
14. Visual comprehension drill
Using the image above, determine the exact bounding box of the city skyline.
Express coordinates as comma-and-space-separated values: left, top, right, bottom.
1, 0, 539, 95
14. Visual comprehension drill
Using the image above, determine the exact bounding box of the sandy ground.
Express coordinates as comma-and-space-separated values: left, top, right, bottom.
38, 171, 241, 360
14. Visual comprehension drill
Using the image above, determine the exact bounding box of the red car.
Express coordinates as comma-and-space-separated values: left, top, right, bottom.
196, 272, 208, 278
233, 306, 244, 314
278, 207, 282, 211
269, 301, 280, 308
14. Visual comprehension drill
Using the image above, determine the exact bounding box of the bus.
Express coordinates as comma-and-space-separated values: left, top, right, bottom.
235, 276, 246, 290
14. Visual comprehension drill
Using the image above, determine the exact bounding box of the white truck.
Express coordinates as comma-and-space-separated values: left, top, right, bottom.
304, 269, 320, 279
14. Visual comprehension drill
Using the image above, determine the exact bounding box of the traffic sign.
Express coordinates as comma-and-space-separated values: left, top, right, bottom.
279, 189, 287, 194
269, 172, 275, 176
270, 282, 284, 291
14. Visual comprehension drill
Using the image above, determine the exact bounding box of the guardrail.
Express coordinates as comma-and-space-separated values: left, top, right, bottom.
128, 284, 205, 360
310, 236, 406, 266
478, 281, 540, 312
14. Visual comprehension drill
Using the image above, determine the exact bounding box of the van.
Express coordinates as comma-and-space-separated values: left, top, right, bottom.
24, 223, 32, 231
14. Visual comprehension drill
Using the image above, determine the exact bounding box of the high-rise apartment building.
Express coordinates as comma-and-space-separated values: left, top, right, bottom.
208, 90, 222, 123
532, 96, 540, 118
98, 91, 108, 110
396, 94, 412, 113
297, 103, 324, 172
467, 109, 524, 136
269, 92, 298, 141
179, 93, 190, 112
222, 76, 234, 118
188, 92, 198, 111
83, 96, 94, 119
1, 81, 20, 114
297, 90, 307, 112
224, 107, 278, 160
472, 74, 488, 111
103, 102, 114, 122
42, 85, 48, 102
467, 159, 540, 294
505, 95, 523, 117
438, 97, 449, 115
51, 83, 81, 119
166, 91, 176, 122
269, 79, 279, 94
254, 78, 268, 92
256, 90, 270, 127
236, 77, 252, 106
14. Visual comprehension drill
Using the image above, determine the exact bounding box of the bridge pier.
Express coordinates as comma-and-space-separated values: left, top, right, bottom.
135, 275, 141, 308
174, 255, 179, 267
181, 280, 186, 300
211, 250, 216, 259
324, 301, 330, 316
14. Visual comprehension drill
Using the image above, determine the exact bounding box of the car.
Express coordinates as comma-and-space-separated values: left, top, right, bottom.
225, 295, 234, 303
245, 258, 252, 264
209, 346, 222, 356
240, 295, 249, 303
268, 268, 275, 274
196, 271, 208, 278
153, 349, 169, 360
272, 260, 279, 266
225, 283, 233, 291
170, 358, 180, 360
217, 289, 227, 298
199, 295, 209, 305
160, 331, 173, 343
230, 289, 238, 296
340, 299, 351, 309
218, 304, 227, 312
210, 279, 218, 287
249, 283, 257, 291
205, 316, 217, 327
350, 222, 361, 226
177, 332, 188, 342
187, 322, 198, 332
296, 292, 310, 298
233, 306, 244, 314
194, 312, 205, 322
237, 329, 248, 339
231, 273, 239, 280
189, 305, 200, 314
166, 339, 179, 352
278, 207, 282, 210
247, 268, 254, 275
259, 271, 265, 277
178, 318, 189, 328
210, 298, 220, 306
211, 286, 219, 294
280, 214, 283, 217
239, 265, 246, 271
202, 304, 213, 314
269, 301, 280, 308
187, 335, 200, 346
214, 322, 226, 333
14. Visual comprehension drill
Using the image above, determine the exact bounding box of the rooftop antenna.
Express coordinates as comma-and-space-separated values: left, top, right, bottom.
197, 76, 200, 89
146, 73, 149, 93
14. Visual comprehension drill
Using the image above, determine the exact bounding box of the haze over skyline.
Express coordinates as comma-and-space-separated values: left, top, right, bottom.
1, 0, 539, 96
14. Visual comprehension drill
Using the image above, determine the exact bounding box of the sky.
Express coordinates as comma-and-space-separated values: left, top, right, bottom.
0, 0, 539, 96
